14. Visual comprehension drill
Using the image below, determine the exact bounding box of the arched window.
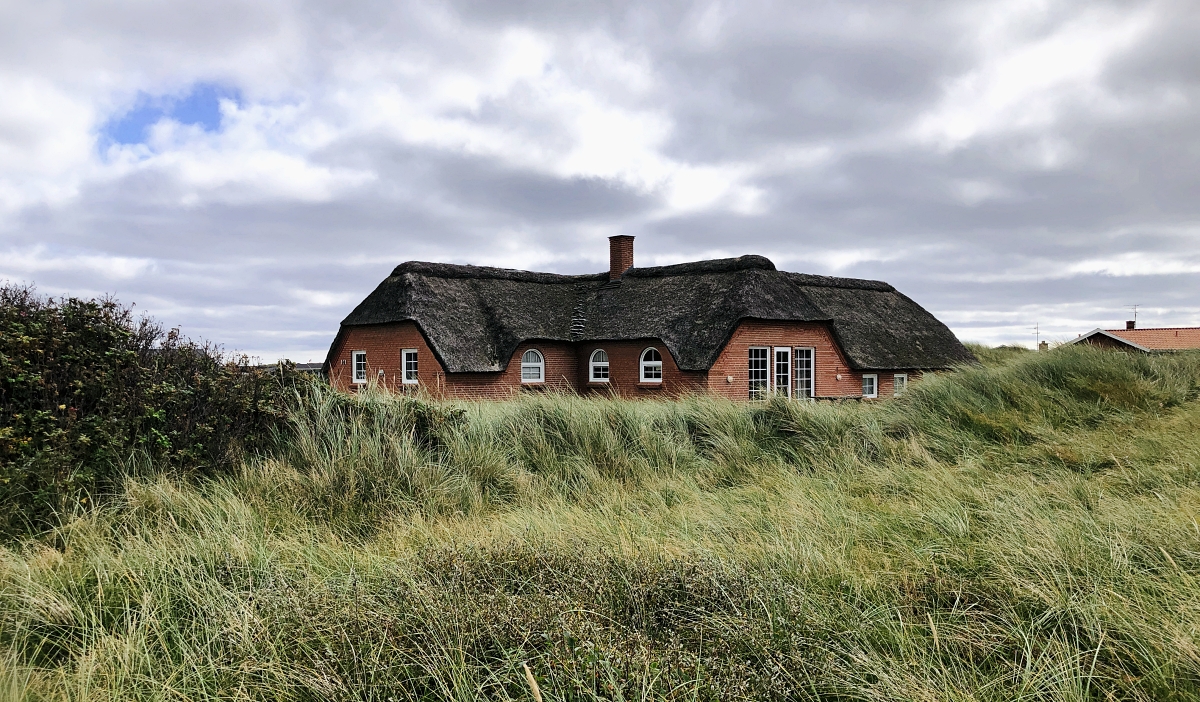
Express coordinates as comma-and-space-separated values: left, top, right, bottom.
589, 349, 609, 382
521, 349, 544, 383
640, 347, 662, 383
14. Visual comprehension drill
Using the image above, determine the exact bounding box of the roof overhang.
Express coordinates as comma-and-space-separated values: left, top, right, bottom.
1065, 328, 1153, 352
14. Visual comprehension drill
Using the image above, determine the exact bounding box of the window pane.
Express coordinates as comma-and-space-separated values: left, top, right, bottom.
794, 348, 813, 399
748, 347, 768, 400
640, 348, 663, 381
404, 351, 418, 382
774, 349, 790, 397
591, 349, 609, 381
520, 349, 544, 382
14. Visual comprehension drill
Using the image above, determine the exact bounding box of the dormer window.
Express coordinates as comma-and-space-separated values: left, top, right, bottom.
521, 349, 544, 383
589, 349, 609, 382
640, 348, 662, 383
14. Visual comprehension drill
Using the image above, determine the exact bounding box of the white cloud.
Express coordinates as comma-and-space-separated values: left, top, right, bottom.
952, 179, 1013, 205
1066, 251, 1200, 277
913, 3, 1157, 149
288, 288, 359, 308
774, 248, 908, 273
0, 245, 156, 281
0, 74, 97, 212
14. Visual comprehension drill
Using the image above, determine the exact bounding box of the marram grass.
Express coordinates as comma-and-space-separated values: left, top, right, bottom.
3, 345, 1200, 700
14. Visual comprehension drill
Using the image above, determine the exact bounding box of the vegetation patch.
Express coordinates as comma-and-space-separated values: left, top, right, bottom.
2, 294, 1199, 699
0, 285, 300, 537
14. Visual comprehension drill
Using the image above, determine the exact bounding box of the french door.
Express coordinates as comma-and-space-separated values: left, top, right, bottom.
794, 347, 814, 399
773, 347, 791, 398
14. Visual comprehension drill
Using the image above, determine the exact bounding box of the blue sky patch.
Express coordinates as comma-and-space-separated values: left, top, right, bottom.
102, 83, 241, 146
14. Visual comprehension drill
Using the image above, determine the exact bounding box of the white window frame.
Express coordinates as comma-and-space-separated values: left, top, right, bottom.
862, 373, 878, 399
402, 349, 419, 385
793, 347, 814, 400
893, 373, 907, 397
589, 349, 610, 383
773, 347, 791, 398
748, 346, 769, 400
352, 351, 367, 384
639, 347, 663, 383
520, 349, 545, 384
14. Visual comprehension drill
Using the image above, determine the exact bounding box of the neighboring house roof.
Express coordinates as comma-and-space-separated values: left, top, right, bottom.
330, 255, 976, 373
1105, 327, 1200, 350
1066, 326, 1200, 352
1066, 328, 1153, 352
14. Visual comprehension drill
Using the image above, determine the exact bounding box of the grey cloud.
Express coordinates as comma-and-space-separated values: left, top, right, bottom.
2, 0, 1199, 361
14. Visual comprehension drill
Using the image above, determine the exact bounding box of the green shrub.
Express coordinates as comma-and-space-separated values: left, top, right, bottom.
0, 285, 303, 537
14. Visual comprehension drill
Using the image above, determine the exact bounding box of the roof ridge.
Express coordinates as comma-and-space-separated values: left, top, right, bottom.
391, 261, 606, 284
782, 271, 894, 292
622, 255, 775, 278
1107, 326, 1200, 331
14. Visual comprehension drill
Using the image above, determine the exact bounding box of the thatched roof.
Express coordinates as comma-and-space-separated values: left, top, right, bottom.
329, 256, 974, 373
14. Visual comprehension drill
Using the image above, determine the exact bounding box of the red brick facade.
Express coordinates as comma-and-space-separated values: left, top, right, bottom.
575, 340, 708, 398
327, 319, 919, 401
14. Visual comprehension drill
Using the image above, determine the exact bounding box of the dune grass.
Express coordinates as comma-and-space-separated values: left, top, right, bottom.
2, 345, 1200, 700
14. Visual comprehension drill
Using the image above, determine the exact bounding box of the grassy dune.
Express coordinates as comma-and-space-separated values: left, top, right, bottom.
3, 346, 1200, 700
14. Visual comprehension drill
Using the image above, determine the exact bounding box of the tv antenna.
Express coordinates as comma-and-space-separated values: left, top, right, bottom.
1129, 304, 1139, 325
1033, 322, 1039, 349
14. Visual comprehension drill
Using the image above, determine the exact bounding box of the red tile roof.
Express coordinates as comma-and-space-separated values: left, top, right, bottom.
1105, 327, 1200, 350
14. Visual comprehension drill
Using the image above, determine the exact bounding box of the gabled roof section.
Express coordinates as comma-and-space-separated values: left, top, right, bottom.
333, 255, 976, 373
1105, 326, 1200, 350
1065, 328, 1153, 352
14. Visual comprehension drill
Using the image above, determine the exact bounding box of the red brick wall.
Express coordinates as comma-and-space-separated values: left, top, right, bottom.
329, 326, 580, 399
576, 340, 707, 398
328, 322, 440, 392
432, 341, 578, 400
865, 369, 921, 400
329, 320, 920, 401
705, 320, 920, 400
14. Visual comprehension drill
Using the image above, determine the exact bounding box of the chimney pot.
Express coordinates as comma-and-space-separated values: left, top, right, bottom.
1126, 320, 1136, 330
608, 235, 634, 280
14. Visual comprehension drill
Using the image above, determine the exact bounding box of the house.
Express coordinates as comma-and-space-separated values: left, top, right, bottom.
323, 236, 975, 400
1067, 321, 1200, 352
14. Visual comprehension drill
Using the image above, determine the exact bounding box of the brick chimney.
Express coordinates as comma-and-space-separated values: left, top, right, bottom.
608, 235, 634, 280
1126, 320, 1136, 330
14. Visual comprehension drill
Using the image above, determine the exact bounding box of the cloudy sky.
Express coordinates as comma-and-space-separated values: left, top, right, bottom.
2, 0, 1198, 361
